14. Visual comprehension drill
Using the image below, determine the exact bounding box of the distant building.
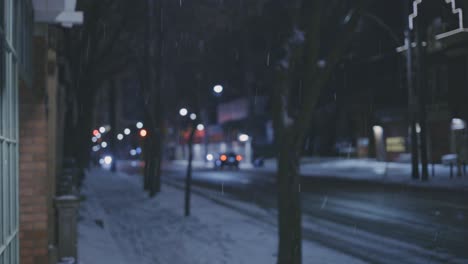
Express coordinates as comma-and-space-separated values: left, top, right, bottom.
336, 1, 468, 163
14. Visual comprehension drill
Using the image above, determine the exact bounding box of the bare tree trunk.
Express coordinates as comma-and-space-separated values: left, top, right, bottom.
142, 107, 153, 191
74, 83, 98, 170
143, 136, 151, 191
150, 129, 162, 195
270, 70, 302, 264
142, 0, 162, 196
149, 145, 159, 197
184, 125, 196, 216
269, 3, 366, 262
109, 80, 117, 172
143, 0, 164, 197
277, 142, 302, 264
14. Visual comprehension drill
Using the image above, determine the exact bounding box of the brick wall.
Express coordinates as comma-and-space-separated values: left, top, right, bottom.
19, 37, 50, 264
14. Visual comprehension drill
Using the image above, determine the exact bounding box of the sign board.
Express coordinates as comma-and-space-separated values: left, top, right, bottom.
386, 137, 406, 152
217, 98, 248, 124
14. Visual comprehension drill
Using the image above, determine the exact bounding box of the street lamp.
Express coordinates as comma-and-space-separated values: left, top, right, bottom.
213, 84, 223, 94
451, 118, 466, 130
415, 123, 421, 134
124, 128, 131, 135
372, 125, 385, 161
238, 133, 249, 142
117, 134, 124, 140
139, 129, 148, 137
179, 108, 188, 116
197, 124, 204, 131
136, 122, 144, 129
190, 113, 197, 120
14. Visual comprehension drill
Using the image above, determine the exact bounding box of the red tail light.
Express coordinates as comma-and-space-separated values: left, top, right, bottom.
236, 155, 242, 161
220, 155, 227, 161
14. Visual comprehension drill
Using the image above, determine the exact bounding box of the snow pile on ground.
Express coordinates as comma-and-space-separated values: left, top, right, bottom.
299, 158, 468, 189
78, 169, 365, 264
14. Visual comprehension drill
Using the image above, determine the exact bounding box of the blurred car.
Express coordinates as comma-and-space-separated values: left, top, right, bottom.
214, 152, 242, 169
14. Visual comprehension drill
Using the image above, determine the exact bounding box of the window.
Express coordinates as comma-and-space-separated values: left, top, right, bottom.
0, 0, 30, 263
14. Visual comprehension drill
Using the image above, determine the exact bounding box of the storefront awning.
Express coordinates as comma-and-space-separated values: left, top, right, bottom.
32, 0, 83, 27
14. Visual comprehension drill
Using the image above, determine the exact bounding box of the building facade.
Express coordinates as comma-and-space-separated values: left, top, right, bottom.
1, 0, 82, 263
1, 0, 33, 262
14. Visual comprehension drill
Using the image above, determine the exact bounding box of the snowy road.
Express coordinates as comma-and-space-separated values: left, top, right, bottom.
158, 165, 468, 264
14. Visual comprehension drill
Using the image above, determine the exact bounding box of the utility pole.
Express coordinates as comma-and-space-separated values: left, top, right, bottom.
404, 0, 419, 180
415, 19, 429, 181
405, 30, 420, 180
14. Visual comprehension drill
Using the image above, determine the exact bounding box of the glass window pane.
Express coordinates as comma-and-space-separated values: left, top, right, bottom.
0, 39, 4, 135
1, 142, 5, 244
0, 0, 4, 32
0, 141, 3, 244
12, 0, 17, 50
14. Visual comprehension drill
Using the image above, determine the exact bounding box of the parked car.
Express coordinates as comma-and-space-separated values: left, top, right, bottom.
214, 152, 242, 169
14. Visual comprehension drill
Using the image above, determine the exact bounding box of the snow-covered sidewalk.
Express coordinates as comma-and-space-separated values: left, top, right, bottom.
168, 158, 468, 192
78, 168, 365, 264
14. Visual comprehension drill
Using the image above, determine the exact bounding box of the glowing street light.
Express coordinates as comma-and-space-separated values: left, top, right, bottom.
179, 108, 188, 116
190, 113, 197, 120
372, 125, 383, 136
213, 84, 223, 94
451, 118, 466, 130
238, 134, 249, 142
104, 156, 113, 165
415, 123, 421, 134
99, 126, 106, 133
117, 134, 124, 140
136, 122, 144, 129
139, 129, 148, 137
197, 124, 204, 131
124, 128, 131, 135
101, 142, 108, 148
92, 137, 98, 143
